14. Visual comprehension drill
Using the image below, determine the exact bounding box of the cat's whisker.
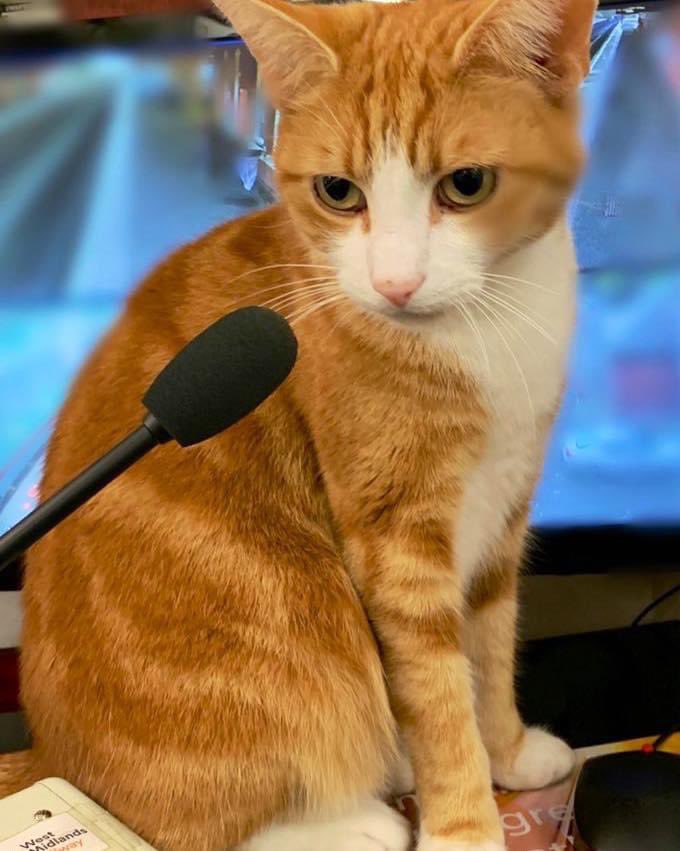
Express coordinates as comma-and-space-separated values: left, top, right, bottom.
456, 301, 490, 375
235, 276, 337, 306
263, 281, 336, 302
286, 292, 345, 322
244, 275, 334, 295
477, 294, 530, 349
480, 305, 536, 422
482, 272, 555, 294
420, 243, 554, 297
261, 296, 337, 322
480, 276, 558, 340
447, 299, 498, 415
260, 287, 335, 310
478, 287, 554, 339
327, 302, 356, 337
481, 279, 550, 310
288, 294, 347, 326
484, 281, 557, 311
225, 262, 334, 290
481, 286, 556, 340
478, 289, 556, 345
262, 283, 338, 313
221, 278, 337, 315
470, 294, 537, 437
269, 283, 335, 313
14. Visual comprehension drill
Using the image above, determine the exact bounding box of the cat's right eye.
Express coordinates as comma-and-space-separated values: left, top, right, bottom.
313, 176, 367, 213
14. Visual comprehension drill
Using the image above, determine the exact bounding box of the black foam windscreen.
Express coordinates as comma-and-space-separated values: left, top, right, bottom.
143, 307, 298, 447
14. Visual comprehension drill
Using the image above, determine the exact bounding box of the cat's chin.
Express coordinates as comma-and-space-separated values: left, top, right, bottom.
381, 306, 459, 336
394, 305, 449, 319
340, 283, 480, 329
372, 302, 453, 323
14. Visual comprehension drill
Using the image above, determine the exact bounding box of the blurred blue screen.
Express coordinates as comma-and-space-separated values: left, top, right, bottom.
1, 9, 679, 533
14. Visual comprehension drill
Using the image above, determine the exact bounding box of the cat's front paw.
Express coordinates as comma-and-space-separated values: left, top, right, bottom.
417, 833, 505, 851
491, 727, 575, 791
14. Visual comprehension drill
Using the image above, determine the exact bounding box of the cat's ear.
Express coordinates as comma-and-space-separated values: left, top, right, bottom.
213, 0, 339, 106
453, 0, 597, 93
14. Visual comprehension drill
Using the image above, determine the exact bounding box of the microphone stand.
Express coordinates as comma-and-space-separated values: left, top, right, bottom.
0, 413, 169, 571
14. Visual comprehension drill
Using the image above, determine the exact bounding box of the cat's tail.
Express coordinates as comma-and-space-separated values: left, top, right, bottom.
0, 750, 38, 798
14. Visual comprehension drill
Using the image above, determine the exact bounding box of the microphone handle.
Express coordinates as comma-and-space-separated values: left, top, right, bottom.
0, 413, 169, 571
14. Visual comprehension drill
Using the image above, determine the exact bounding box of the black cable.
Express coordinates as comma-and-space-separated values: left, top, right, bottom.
631, 582, 680, 627
653, 728, 678, 751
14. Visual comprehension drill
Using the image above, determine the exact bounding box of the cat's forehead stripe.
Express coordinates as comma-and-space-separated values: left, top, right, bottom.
338, 27, 455, 178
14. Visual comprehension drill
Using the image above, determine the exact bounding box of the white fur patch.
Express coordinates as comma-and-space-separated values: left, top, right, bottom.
491, 726, 576, 791
333, 150, 485, 317
452, 222, 575, 586
239, 798, 411, 851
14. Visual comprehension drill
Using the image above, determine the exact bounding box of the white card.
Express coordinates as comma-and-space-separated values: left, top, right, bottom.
0, 813, 108, 851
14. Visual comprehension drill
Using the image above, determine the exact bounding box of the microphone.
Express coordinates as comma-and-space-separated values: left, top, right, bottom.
0, 307, 298, 571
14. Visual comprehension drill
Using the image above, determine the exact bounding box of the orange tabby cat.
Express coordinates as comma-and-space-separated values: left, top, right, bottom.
0, 0, 596, 848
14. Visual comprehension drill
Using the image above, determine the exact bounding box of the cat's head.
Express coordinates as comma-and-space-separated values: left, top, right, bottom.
215, 0, 595, 320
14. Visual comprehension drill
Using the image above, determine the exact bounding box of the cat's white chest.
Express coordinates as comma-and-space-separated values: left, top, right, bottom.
453, 380, 554, 586
434, 222, 577, 585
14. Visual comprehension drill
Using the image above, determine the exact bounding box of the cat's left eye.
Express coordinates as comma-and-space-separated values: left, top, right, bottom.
437, 167, 496, 209
314, 176, 367, 213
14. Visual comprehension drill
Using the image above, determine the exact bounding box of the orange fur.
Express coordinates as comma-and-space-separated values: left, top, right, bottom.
5, 1, 596, 848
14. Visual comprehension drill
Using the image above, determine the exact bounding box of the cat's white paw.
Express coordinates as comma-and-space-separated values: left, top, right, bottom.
417, 832, 505, 851
242, 798, 411, 851
491, 727, 575, 791
340, 799, 412, 851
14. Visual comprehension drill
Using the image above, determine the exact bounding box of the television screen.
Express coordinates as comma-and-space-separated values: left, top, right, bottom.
534, 7, 680, 529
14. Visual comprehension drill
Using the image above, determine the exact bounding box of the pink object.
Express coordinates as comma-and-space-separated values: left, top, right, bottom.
372, 274, 425, 307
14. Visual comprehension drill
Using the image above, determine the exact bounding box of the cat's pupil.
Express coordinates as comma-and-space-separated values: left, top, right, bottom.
452, 168, 484, 196
323, 177, 351, 201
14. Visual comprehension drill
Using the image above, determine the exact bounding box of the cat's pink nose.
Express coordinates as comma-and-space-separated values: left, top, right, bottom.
372, 275, 425, 308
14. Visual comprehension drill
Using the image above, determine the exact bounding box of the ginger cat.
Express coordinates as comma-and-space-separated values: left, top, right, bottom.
3, 0, 596, 848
